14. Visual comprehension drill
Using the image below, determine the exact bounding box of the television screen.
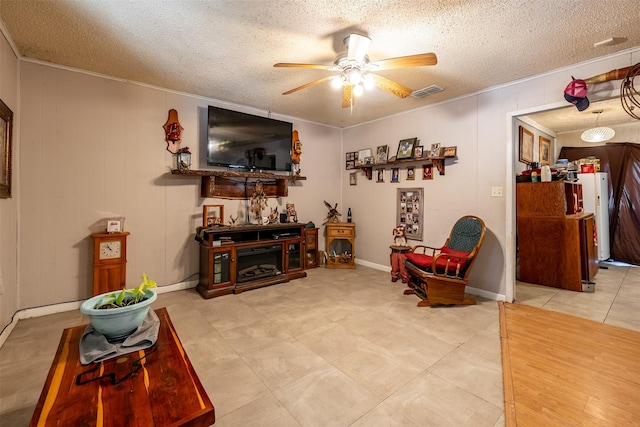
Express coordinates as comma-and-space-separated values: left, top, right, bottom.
207, 106, 293, 172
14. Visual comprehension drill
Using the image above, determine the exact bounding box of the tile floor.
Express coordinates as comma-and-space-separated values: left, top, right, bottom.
0, 262, 637, 426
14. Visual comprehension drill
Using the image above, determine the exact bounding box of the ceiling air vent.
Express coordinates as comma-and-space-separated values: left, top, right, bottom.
410, 85, 444, 98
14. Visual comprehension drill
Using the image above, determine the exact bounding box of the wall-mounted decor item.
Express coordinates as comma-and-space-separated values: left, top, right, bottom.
429, 143, 442, 157
375, 145, 389, 164
163, 109, 184, 154
203, 204, 225, 227
349, 172, 357, 185
442, 146, 457, 157
406, 166, 415, 180
539, 136, 551, 166
397, 188, 424, 241
432, 158, 445, 175
519, 126, 534, 164
422, 164, 433, 180
346, 160, 355, 170
0, 98, 14, 198
346, 152, 357, 170
396, 138, 417, 160
413, 146, 424, 159
291, 130, 303, 175
376, 169, 385, 183
356, 148, 372, 166
391, 168, 400, 182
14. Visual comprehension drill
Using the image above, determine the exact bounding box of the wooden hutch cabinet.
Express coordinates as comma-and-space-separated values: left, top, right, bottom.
325, 222, 356, 269
517, 181, 597, 291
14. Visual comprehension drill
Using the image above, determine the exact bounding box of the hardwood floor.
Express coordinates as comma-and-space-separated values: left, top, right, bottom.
500, 302, 640, 426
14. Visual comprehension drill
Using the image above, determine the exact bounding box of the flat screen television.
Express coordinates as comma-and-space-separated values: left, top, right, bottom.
207, 106, 293, 172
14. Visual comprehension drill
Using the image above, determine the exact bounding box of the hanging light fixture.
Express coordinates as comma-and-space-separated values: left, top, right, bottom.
581, 110, 615, 143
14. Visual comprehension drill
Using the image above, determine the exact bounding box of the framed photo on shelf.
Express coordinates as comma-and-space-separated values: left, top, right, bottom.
406, 166, 415, 180
396, 138, 417, 160
396, 188, 424, 241
375, 145, 389, 164
442, 146, 457, 157
346, 160, 355, 170
356, 148, 372, 166
422, 164, 433, 180
539, 136, 551, 166
0, 98, 14, 198
203, 204, 224, 227
413, 146, 423, 159
519, 126, 534, 164
429, 143, 442, 157
376, 169, 384, 183
391, 168, 400, 182
349, 172, 357, 186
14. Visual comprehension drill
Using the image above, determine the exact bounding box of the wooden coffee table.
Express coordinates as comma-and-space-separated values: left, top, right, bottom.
30, 307, 215, 426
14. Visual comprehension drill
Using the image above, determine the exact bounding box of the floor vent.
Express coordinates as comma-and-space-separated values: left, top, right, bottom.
410, 85, 444, 98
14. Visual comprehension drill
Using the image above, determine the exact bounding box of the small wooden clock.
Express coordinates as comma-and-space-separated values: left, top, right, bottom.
91, 232, 130, 296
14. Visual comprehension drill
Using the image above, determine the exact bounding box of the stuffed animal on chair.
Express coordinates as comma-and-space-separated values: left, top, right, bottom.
392, 226, 408, 247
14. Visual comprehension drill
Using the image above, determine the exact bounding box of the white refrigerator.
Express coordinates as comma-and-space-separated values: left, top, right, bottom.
577, 172, 610, 261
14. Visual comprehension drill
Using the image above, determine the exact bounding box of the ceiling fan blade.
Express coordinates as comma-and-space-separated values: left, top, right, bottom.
346, 34, 371, 62
282, 76, 335, 95
371, 74, 413, 98
342, 85, 354, 108
274, 63, 336, 70
370, 53, 438, 70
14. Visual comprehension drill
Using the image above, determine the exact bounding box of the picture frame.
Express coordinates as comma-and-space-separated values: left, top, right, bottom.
391, 168, 400, 182
105, 217, 124, 233
349, 172, 357, 185
429, 143, 442, 157
442, 146, 457, 157
406, 166, 415, 180
356, 148, 372, 166
432, 158, 445, 175
203, 204, 225, 227
375, 145, 389, 164
363, 156, 374, 165
396, 137, 417, 160
376, 169, 384, 183
413, 146, 423, 159
539, 136, 551, 166
422, 164, 433, 180
519, 126, 534, 164
396, 188, 424, 241
346, 160, 355, 170
0, 98, 14, 198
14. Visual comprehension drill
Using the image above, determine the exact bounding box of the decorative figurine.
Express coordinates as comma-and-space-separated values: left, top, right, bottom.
291, 130, 302, 175
323, 201, 341, 224
250, 181, 268, 223
176, 146, 191, 170
268, 206, 279, 224
392, 226, 409, 248
286, 203, 298, 223
163, 109, 184, 154
229, 215, 238, 227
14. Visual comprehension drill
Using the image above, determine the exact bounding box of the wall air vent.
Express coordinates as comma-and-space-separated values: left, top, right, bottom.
410, 85, 444, 98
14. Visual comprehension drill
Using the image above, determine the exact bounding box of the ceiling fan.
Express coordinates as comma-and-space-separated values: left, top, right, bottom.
274, 34, 438, 108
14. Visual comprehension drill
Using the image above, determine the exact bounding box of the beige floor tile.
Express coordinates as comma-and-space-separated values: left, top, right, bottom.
273, 364, 380, 427
373, 326, 456, 368
337, 310, 405, 342
349, 402, 419, 427
215, 393, 301, 427
218, 319, 292, 355
296, 322, 371, 362
384, 371, 503, 426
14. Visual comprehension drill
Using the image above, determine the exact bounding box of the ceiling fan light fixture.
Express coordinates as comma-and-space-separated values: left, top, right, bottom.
363, 74, 375, 90
347, 69, 362, 85
353, 84, 364, 96
331, 76, 344, 89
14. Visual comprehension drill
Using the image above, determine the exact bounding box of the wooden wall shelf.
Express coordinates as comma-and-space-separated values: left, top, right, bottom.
170, 169, 306, 199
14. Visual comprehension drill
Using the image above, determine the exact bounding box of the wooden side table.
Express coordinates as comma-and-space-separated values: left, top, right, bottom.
390, 245, 411, 283
325, 222, 356, 269
30, 307, 215, 427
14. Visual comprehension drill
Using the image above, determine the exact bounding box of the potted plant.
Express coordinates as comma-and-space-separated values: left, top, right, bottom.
80, 273, 158, 338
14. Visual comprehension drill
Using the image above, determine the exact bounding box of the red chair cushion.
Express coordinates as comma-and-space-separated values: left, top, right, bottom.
406, 248, 470, 273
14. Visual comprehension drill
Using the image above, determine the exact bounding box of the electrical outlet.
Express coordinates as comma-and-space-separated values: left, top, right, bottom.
491, 186, 503, 197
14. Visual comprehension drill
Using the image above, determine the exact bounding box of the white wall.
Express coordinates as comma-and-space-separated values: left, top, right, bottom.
0, 29, 19, 333
16, 61, 341, 310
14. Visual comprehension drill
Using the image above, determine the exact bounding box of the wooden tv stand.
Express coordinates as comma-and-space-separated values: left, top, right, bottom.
196, 223, 307, 299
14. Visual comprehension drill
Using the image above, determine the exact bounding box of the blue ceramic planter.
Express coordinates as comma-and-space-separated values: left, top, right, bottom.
80, 289, 157, 338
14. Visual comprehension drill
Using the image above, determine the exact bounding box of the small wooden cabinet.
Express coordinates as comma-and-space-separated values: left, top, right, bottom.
304, 227, 319, 269
325, 223, 356, 269
91, 232, 129, 296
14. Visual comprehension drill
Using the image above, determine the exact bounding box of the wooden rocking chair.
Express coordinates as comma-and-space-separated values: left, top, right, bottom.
404, 215, 486, 307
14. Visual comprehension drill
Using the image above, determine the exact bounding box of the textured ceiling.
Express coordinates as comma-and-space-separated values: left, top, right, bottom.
1, 0, 639, 129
